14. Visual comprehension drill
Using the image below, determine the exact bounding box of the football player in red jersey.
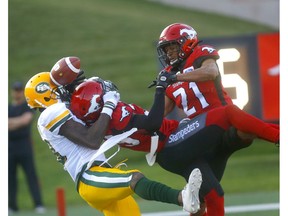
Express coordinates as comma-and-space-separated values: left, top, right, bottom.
156, 23, 232, 118
70, 71, 278, 216
155, 22, 279, 143
154, 23, 279, 215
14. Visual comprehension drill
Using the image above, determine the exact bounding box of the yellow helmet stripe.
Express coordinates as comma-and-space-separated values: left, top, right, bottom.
45, 110, 71, 132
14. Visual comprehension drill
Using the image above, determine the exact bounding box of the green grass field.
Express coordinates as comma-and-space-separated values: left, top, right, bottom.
8, 0, 279, 215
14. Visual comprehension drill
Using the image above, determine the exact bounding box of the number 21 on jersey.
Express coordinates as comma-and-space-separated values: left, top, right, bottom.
172, 82, 209, 116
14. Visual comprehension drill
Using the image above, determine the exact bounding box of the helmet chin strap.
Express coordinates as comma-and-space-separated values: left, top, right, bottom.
170, 57, 183, 67
169, 40, 202, 67
170, 59, 178, 65
34, 99, 48, 108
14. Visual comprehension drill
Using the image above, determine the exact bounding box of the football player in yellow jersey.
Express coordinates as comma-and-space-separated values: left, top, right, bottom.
24, 71, 202, 216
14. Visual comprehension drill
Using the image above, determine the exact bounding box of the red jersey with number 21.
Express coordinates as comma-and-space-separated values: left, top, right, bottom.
165, 44, 233, 119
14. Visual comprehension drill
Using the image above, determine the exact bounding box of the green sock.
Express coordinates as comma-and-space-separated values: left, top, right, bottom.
134, 177, 181, 206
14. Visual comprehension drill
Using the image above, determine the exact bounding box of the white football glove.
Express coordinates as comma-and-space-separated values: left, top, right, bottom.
103, 91, 120, 108
101, 91, 120, 117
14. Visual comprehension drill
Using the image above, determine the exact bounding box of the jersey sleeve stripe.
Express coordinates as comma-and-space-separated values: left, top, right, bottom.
49, 114, 71, 132
81, 171, 132, 188
45, 110, 72, 132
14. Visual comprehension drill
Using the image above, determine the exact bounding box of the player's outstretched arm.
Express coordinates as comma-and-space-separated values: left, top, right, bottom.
132, 71, 174, 131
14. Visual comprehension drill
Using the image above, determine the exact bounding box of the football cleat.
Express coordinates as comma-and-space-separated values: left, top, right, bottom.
182, 168, 202, 214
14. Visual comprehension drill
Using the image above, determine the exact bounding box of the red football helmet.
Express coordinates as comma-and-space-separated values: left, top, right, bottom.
157, 23, 198, 67
70, 80, 104, 125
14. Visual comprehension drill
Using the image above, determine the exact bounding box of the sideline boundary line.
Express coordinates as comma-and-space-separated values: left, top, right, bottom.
142, 203, 279, 216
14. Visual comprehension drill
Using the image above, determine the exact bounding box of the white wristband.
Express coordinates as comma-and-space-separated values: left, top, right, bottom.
101, 107, 113, 117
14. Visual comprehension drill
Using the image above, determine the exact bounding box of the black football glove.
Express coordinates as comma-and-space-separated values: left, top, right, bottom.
102, 80, 119, 93
87, 76, 119, 93
148, 70, 177, 89
148, 79, 157, 88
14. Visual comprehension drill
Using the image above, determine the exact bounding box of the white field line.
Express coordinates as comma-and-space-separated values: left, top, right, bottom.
142, 203, 279, 216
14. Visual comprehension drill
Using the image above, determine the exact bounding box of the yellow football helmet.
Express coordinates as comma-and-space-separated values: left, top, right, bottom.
25, 72, 60, 109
